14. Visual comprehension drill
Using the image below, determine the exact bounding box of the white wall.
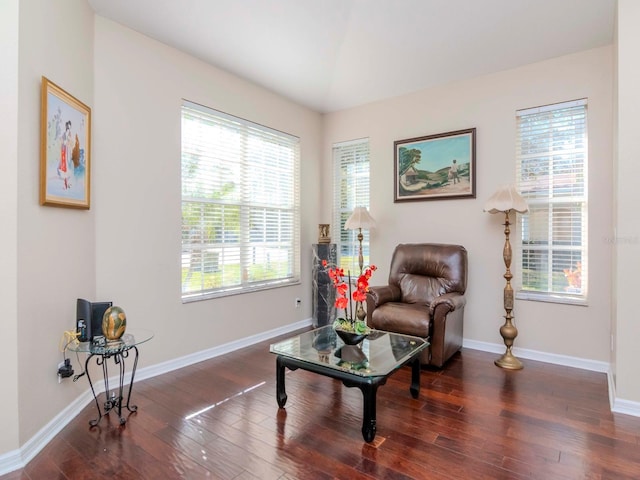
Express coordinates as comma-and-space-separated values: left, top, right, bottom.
323, 46, 613, 363
614, 0, 640, 403
93, 17, 323, 366
16, 0, 95, 444
0, 0, 21, 455
3, 2, 634, 467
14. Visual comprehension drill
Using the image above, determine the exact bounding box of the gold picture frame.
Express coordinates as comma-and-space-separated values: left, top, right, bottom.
40, 76, 91, 209
394, 128, 476, 202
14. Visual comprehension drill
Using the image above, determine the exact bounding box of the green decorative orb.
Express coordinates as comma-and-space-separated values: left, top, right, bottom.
102, 306, 127, 341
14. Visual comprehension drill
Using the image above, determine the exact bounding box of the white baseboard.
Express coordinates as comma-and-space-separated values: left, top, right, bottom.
0, 318, 313, 476
606, 369, 640, 417
462, 339, 610, 372
0, 450, 21, 477
612, 398, 640, 416
21, 389, 96, 465
0, 387, 97, 476
136, 318, 313, 383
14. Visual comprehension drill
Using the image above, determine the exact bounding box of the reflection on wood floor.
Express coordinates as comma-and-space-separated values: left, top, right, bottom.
4, 330, 640, 479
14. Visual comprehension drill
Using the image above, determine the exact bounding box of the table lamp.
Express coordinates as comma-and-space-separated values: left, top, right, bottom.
344, 206, 376, 321
344, 206, 376, 274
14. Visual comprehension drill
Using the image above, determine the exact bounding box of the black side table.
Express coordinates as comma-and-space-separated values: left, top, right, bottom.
68, 329, 153, 426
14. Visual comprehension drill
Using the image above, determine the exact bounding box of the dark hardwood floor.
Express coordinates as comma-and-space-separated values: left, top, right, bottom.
4, 330, 640, 479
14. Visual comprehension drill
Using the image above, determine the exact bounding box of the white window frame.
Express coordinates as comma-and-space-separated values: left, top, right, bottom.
515, 99, 588, 305
332, 138, 370, 274
181, 101, 300, 302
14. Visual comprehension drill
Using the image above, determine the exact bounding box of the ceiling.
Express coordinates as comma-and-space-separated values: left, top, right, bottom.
87, 0, 615, 113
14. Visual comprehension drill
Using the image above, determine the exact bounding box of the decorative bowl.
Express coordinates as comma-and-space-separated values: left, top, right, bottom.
335, 328, 368, 345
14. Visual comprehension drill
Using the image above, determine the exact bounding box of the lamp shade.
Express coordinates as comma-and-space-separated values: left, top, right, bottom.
483, 185, 529, 214
344, 207, 376, 230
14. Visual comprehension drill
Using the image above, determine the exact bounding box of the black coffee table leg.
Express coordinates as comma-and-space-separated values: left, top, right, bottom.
359, 383, 379, 442
274, 351, 422, 443
410, 358, 421, 399
276, 356, 288, 408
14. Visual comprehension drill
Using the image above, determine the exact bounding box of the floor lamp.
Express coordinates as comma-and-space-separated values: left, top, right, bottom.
484, 185, 529, 370
344, 206, 376, 320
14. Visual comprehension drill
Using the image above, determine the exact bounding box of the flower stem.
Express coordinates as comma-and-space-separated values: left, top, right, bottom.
347, 270, 353, 324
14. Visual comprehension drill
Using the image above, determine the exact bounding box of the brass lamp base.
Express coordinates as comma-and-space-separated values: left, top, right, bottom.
494, 350, 523, 370
495, 210, 524, 371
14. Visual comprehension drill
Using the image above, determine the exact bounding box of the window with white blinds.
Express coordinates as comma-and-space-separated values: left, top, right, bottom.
181, 101, 300, 301
333, 139, 370, 273
515, 99, 588, 304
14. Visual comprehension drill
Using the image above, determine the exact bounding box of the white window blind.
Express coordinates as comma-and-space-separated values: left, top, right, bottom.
333, 138, 370, 273
181, 101, 300, 301
516, 99, 588, 304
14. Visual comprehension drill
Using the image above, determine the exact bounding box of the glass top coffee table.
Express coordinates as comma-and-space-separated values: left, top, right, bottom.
270, 325, 428, 442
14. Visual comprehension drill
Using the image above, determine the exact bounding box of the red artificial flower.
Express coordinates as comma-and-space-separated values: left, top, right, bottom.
335, 297, 349, 309
352, 290, 367, 303
323, 261, 376, 323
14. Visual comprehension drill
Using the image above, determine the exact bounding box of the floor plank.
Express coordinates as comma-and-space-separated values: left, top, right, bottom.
4, 332, 640, 479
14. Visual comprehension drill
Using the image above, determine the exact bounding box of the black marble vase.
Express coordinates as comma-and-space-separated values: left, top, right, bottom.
312, 243, 337, 327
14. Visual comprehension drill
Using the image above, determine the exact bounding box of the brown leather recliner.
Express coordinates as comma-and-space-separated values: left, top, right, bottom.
366, 243, 468, 368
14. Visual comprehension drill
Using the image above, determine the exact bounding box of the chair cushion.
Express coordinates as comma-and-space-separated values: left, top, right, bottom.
370, 302, 430, 338
399, 274, 446, 306
389, 244, 467, 303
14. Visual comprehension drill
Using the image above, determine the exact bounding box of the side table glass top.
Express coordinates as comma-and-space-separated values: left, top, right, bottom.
270, 325, 428, 377
67, 328, 154, 355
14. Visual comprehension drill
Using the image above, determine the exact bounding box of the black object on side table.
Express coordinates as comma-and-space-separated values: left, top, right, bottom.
68, 329, 153, 427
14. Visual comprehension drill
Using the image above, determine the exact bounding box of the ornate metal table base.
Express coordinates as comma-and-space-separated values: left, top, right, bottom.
85, 345, 140, 426
275, 354, 421, 442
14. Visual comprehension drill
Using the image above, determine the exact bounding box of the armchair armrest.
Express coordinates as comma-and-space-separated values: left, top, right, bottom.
429, 292, 466, 317
367, 285, 401, 308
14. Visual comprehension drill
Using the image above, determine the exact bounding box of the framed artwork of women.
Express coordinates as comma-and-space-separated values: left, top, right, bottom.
40, 76, 91, 209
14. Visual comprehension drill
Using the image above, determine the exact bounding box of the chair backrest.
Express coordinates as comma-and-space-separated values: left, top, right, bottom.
388, 243, 467, 306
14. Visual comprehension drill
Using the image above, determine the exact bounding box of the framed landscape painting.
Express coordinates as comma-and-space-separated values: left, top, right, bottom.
394, 128, 476, 202
40, 77, 91, 209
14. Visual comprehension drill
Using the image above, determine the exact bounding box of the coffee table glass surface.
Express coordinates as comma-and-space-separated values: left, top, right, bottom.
270, 325, 427, 377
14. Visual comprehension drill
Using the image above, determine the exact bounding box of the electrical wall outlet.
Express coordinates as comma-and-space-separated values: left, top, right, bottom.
295, 298, 301, 308
57, 358, 74, 381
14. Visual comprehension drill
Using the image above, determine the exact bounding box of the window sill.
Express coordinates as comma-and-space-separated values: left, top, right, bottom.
516, 290, 588, 307
182, 278, 301, 303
